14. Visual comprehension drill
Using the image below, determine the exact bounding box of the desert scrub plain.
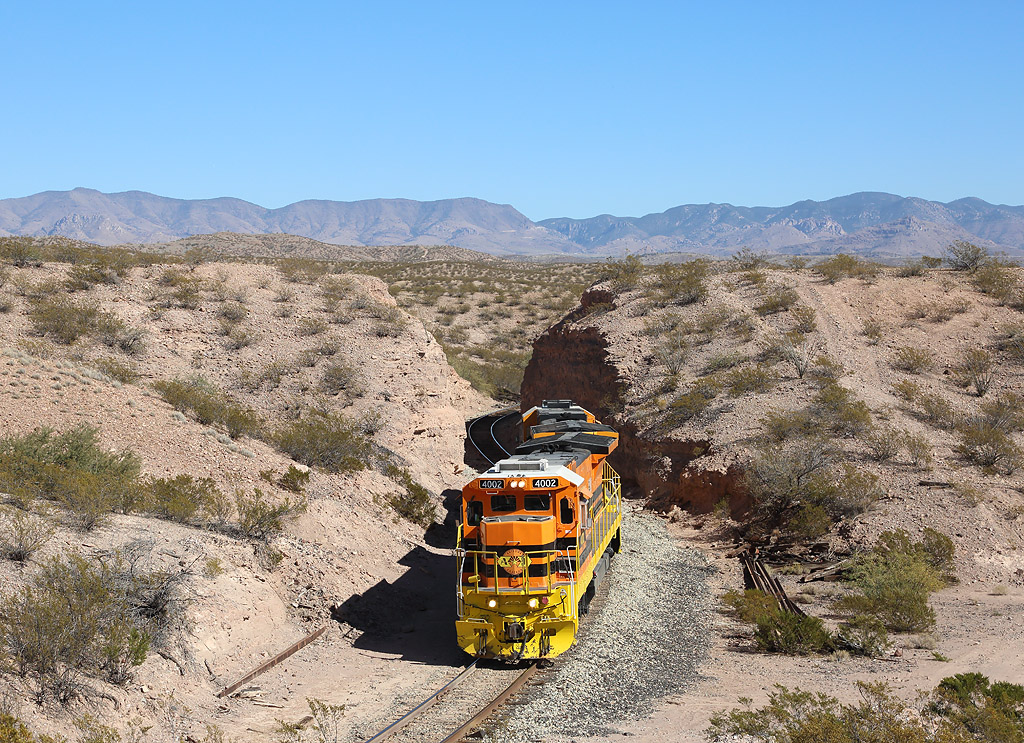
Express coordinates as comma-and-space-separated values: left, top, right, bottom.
520, 247, 1024, 740
339, 258, 600, 399
0, 237, 492, 741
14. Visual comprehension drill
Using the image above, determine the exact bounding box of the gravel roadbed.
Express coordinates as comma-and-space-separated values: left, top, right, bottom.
480, 502, 716, 742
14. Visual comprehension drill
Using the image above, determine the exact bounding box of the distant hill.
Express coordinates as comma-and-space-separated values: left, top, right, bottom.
3, 188, 1024, 259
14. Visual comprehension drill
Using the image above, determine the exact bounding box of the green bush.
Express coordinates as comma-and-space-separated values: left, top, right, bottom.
891, 346, 935, 374
278, 465, 310, 493
0, 553, 175, 702
956, 422, 1021, 473
652, 259, 711, 305
320, 361, 360, 395
235, 488, 306, 540
0, 426, 141, 528
92, 356, 140, 383
145, 474, 221, 523
0, 506, 55, 562
944, 240, 989, 272
953, 348, 994, 396
789, 305, 817, 333
384, 464, 437, 528
708, 676, 1024, 743
0, 237, 43, 267
721, 588, 778, 624
754, 286, 799, 315
152, 376, 262, 439
816, 254, 877, 283
724, 364, 778, 396
811, 382, 872, 437
836, 529, 952, 633
601, 254, 644, 289
273, 412, 371, 473
754, 610, 834, 654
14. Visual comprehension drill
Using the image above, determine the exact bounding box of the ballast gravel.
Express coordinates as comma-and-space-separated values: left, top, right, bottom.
481, 502, 716, 742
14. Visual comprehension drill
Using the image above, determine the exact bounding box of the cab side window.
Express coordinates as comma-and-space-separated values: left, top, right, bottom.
467, 500, 483, 526
559, 497, 574, 524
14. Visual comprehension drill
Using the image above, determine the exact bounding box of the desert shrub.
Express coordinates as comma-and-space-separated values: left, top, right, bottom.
944, 240, 988, 272
145, 475, 221, 523
703, 352, 746, 374
891, 346, 935, 374
65, 262, 120, 292
724, 364, 777, 396
831, 464, 883, 518
0, 426, 141, 527
0, 237, 42, 267
320, 361, 360, 395
811, 382, 872, 437
816, 254, 876, 283
217, 301, 248, 323
297, 317, 328, 336
836, 529, 952, 633
981, 391, 1024, 432
383, 463, 437, 528
27, 297, 99, 345
997, 322, 1024, 362
0, 506, 54, 561
956, 422, 1021, 473
789, 305, 817, 333
809, 354, 846, 382
721, 588, 778, 624
708, 677, 1024, 743
92, 356, 140, 384
835, 614, 890, 657
152, 376, 261, 439
235, 488, 306, 541
903, 432, 934, 467
223, 324, 255, 350
776, 331, 815, 379
760, 409, 816, 442
953, 348, 994, 396
865, 424, 902, 462
0, 552, 181, 702
730, 247, 769, 271
862, 318, 883, 344
896, 258, 929, 277
601, 254, 644, 289
278, 465, 310, 494
754, 286, 798, 315
666, 377, 719, 424
651, 259, 710, 305
754, 610, 834, 654
973, 259, 1019, 302
272, 412, 371, 474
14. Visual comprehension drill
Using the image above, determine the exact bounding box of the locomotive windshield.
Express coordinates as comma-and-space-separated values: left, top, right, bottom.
524, 493, 551, 511
490, 494, 516, 512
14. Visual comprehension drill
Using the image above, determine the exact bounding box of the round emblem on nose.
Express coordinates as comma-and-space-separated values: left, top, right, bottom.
497, 548, 530, 576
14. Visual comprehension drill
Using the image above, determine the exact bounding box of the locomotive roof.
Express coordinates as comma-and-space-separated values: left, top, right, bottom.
516, 431, 615, 456
529, 421, 616, 436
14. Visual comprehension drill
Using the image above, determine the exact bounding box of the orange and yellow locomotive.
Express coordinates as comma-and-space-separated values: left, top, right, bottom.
455, 400, 622, 660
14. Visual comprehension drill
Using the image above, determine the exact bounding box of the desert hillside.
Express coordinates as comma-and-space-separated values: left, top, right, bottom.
525, 254, 1024, 583
0, 238, 493, 740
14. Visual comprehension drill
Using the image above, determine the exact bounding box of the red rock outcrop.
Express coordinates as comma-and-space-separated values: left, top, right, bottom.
522, 287, 748, 515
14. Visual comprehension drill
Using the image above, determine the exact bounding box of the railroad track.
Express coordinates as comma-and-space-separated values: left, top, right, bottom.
363, 661, 540, 743
467, 409, 519, 466
740, 551, 806, 616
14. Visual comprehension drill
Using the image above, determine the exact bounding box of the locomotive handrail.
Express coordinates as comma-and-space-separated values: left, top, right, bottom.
457, 547, 577, 595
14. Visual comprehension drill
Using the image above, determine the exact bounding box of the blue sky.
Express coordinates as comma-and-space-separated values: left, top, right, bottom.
1, 1, 1021, 219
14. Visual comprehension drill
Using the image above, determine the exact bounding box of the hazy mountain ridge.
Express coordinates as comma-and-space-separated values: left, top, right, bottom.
2, 188, 1024, 258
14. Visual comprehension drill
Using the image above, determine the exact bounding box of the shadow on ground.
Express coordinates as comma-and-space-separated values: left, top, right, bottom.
331, 490, 466, 667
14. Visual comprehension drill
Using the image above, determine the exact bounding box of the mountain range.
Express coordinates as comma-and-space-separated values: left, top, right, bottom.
2, 188, 1023, 259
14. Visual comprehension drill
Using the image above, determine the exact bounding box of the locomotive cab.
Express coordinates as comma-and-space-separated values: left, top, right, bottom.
456, 401, 622, 661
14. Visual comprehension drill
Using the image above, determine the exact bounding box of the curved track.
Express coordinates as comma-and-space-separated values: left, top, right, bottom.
364, 662, 539, 743
467, 410, 519, 466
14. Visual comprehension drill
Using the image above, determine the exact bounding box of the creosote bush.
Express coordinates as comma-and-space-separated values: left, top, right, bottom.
707, 675, 1024, 743
0, 506, 55, 561
235, 488, 306, 541
891, 345, 935, 374
836, 528, 954, 633
383, 463, 437, 528
0, 551, 185, 703
944, 240, 989, 272
953, 348, 994, 396
721, 589, 834, 655
153, 376, 262, 439
651, 259, 710, 305
273, 412, 371, 474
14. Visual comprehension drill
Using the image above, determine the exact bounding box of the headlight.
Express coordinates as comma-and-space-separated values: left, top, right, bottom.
487, 599, 497, 608
528, 598, 539, 609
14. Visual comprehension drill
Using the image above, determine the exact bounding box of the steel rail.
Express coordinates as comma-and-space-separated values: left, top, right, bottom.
467, 409, 516, 465
439, 663, 540, 743
363, 661, 479, 743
